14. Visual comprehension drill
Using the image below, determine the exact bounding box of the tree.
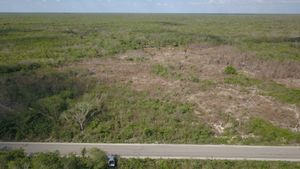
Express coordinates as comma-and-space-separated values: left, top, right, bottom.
63, 94, 105, 132
35, 95, 67, 122
65, 102, 98, 131
69, 102, 95, 131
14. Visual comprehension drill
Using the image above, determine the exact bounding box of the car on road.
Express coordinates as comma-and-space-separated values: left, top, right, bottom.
107, 155, 117, 168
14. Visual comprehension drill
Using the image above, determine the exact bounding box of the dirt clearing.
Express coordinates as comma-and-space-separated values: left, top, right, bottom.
66, 44, 300, 134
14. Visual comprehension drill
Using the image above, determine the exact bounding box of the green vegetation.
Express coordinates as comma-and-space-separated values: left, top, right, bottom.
0, 67, 94, 141
67, 85, 214, 143
0, 73, 216, 143
199, 80, 217, 91
244, 118, 300, 145
224, 65, 237, 75
119, 159, 300, 169
224, 74, 300, 105
0, 149, 108, 169
263, 82, 300, 105
224, 74, 261, 87
152, 64, 169, 77
0, 14, 299, 146
1, 14, 299, 66
1, 149, 300, 169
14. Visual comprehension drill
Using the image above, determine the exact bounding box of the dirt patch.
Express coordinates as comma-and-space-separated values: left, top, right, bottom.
188, 85, 299, 131
64, 44, 300, 134
275, 78, 300, 89
187, 44, 300, 87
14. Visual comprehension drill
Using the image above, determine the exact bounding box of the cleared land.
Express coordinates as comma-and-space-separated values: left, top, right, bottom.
0, 14, 299, 146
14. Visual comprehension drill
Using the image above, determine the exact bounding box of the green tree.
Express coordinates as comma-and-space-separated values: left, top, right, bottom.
35, 95, 67, 122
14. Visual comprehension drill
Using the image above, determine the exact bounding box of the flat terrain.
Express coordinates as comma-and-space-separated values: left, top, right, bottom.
0, 14, 299, 146
1, 142, 300, 161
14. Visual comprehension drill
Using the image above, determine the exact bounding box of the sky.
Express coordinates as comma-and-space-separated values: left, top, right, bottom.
1, 0, 300, 14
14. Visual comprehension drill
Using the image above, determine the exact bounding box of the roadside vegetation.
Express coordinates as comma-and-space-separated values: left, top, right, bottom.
1, 149, 300, 169
0, 149, 108, 169
119, 158, 300, 169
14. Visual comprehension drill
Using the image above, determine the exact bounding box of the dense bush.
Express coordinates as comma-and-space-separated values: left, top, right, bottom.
0, 68, 92, 140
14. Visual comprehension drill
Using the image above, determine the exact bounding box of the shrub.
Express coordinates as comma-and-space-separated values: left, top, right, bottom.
87, 148, 108, 169
32, 152, 63, 169
0, 62, 41, 74
224, 66, 237, 75
62, 154, 85, 169
177, 104, 191, 114
144, 128, 154, 137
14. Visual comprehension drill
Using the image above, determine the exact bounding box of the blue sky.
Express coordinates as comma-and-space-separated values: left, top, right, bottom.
1, 0, 300, 13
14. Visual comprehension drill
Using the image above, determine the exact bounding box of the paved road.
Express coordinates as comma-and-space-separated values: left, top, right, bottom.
1, 142, 300, 161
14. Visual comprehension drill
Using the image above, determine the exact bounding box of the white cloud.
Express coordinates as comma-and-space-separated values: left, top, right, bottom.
156, 2, 170, 6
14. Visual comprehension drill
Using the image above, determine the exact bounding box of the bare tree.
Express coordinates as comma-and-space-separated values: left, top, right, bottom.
63, 95, 105, 131
65, 102, 95, 131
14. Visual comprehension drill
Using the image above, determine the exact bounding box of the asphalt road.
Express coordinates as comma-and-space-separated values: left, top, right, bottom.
1, 142, 300, 161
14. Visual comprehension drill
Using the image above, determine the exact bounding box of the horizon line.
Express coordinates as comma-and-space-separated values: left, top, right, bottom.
1, 12, 300, 15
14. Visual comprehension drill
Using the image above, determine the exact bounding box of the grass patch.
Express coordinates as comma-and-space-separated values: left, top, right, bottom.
152, 64, 169, 77
224, 74, 300, 105
125, 56, 148, 62
244, 118, 300, 145
199, 80, 217, 91
262, 82, 300, 105
224, 74, 261, 87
